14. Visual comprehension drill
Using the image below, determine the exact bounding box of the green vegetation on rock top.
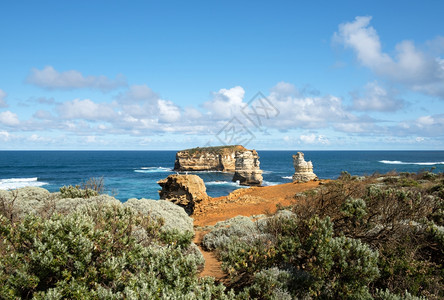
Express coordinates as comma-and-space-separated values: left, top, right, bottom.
179, 145, 247, 155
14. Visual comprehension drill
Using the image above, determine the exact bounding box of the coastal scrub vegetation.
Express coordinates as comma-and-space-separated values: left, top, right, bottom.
203, 170, 443, 299
59, 177, 105, 199
0, 185, 231, 299
0, 170, 442, 299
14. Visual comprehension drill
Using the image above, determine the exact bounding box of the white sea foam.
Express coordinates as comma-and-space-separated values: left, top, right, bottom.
206, 181, 248, 188
282, 176, 293, 180
0, 177, 48, 190
135, 167, 172, 173
262, 181, 279, 186
379, 160, 444, 166
206, 180, 238, 186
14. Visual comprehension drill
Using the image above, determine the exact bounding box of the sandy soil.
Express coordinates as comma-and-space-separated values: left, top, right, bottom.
192, 180, 323, 280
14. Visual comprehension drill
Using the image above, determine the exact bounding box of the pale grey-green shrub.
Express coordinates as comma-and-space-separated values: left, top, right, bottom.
238, 267, 293, 300
202, 216, 258, 251
53, 194, 121, 214
0, 204, 231, 299
124, 198, 193, 233
0, 187, 53, 217
0, 187, 121, 218
375, 288, 428, 300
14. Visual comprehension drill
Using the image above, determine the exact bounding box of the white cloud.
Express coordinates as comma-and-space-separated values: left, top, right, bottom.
203, 86, 245, 119
267, 83, 357, 129
416, 115, 435, 127
33, 110, 54, 120
57, 99, 117, 121
0, 130, 10, 141
118, 84, 158, 103
351, 81, 405, 112
116, 84, 161, 118
299, 134, 330, 145
26, 66, 127, 91
85, 136, 97, 143
271, 82, 300, 97
0, 111, 20, 126
395, 114, 444, 136
28, 134, 53, 143
0, 89, 7, 108
158, 99, 181, 123
335, 16, 444, 98
183, 107, 203, 119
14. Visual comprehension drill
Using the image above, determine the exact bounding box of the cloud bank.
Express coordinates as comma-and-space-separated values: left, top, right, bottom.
334, 16, 444, 99
26, 66, 127, 91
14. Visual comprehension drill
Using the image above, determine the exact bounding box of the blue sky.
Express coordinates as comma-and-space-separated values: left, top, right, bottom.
1, 1, 444, 150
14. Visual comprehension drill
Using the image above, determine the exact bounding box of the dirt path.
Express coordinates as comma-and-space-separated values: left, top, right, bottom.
192, 180, 322, 280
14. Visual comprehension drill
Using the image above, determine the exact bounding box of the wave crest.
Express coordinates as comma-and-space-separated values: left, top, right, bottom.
135, 167, 172, 173
379, 160, 444, 166
0, 177, 48, 190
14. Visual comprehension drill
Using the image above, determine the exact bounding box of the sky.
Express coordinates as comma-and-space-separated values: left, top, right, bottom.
1, 0, 444, 150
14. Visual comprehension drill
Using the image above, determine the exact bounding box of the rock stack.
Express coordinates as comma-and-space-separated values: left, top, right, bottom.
174, 145, 247, 171
292, 152, 318, 183
157, 174, 209, 215
232, 150, 263, 186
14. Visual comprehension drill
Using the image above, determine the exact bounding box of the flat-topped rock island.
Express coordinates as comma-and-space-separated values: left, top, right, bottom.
174, 145, 263, 186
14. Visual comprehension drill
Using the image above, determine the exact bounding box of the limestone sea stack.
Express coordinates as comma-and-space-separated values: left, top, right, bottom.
174, 145, 247, 171
292, 152, 318, 183
232, 150, 263, 186
157, 174, 209, 215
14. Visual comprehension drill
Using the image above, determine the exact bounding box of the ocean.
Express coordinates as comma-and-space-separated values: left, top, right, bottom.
1, 150, 443, 201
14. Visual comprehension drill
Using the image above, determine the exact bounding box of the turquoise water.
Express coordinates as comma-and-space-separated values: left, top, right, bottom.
0, 150, 443, 201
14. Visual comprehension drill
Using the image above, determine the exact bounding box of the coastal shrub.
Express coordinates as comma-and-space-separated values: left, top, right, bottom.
340, 197, 368, 226
81, 176, 105, 194
124, 198, 194, 233
206, 213, 380, 299
0, 204, 231, 299
202, 216, 257, 251
0, 187, 59, 220
290, 172, 444, 298
59, 184, 99, 199
0, 190, 18, 222
237, 267, 293, 300
200, 172, 443, 298
52, 194, 121, 215
374, 289, 427, 300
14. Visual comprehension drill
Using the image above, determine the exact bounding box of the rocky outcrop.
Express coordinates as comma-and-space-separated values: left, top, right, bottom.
232, 150, 263, 186
158, 174, 209, 214
174, 145, 247, 171
292, 152, 318, 183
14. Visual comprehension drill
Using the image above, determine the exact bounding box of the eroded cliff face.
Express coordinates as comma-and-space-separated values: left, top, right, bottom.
292, 152, 318, 183
157, 174, 209, 215
232, 150, 263, 186
174, 145, 247, 171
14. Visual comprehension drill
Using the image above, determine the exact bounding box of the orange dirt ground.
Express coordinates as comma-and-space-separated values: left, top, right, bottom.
192, 180, 323, 281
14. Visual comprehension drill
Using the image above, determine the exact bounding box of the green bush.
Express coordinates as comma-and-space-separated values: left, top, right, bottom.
206, 213, 380, 299
0, 204, 231, 299
59, 185, 99, 199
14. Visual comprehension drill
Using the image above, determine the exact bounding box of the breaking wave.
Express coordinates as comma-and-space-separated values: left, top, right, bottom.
0, 177, 48, 190
262, 181, 280, 186
282, 176, 293, 180
134, 167, 172, 173
379, 160, 444, 166
206, 181, 248, 188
